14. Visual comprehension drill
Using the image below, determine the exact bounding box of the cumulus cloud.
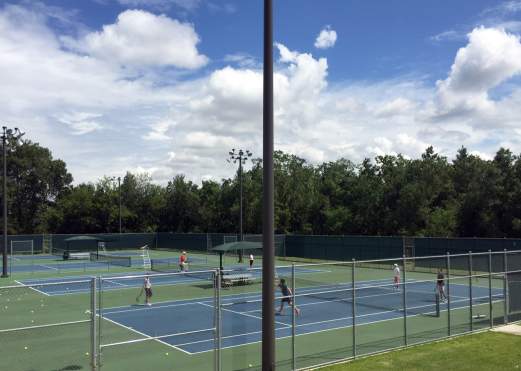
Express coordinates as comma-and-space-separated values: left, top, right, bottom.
65, 9, 208, 69
435, 27, 521, 116
314, 26, 337, 49
116, 0, 201, 11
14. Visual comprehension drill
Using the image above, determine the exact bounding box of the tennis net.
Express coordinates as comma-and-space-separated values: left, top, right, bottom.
90, 252, 132, 267
150, 258, 215, 280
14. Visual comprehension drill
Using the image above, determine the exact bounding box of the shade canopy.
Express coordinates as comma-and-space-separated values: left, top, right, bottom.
64, 236, 109, 242
210, 241, 262, 253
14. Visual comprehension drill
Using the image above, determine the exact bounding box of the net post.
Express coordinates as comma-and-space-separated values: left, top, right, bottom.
351, 259, 356, 359
90, 277, 97, 371
402, 255, 407, 347
488, 250, 493, 328
446, 252, 451, 336
468, 251, 473, 332
503, 249, 508, 325
291, 263, 296, 370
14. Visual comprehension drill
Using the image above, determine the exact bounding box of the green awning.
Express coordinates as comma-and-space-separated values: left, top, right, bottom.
64, 236, 109, 242
210, 241, 262, 253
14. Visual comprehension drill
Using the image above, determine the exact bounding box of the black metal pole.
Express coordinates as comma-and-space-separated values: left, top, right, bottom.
239, 159, 243, 242
118, 176, 122, 234
2, 127, 7, 278
262, 0, 275, 369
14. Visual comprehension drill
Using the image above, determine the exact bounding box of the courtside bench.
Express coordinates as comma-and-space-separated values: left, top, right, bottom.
222, 273, 253, 287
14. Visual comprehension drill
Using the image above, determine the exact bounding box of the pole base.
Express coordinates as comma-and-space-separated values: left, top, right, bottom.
1, 274, 9, 278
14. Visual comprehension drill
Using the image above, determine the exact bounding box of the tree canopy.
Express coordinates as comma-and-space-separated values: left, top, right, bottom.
4, 139, 521, 238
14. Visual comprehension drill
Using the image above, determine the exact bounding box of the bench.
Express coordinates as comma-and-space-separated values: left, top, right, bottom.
222, 273, 253, 287
64, 252, 90, 260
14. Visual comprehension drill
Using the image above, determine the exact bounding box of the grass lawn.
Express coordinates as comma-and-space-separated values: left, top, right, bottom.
321, 330, 521, 371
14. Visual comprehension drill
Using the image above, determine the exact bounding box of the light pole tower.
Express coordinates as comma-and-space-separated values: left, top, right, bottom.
228, 148, 252, 262
2, 126, 25, 278
118, 176, 122, 234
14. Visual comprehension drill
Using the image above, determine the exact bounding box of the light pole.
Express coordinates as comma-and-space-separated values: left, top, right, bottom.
262, 0, 275, 369
2, 126, 24, 278
228, 148, 252, 262
118, 176, 122, 234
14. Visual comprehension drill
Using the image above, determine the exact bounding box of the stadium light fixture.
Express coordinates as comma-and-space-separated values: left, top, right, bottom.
228, 148, 253, 262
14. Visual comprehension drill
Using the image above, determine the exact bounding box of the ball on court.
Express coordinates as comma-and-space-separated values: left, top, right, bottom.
249, 364, 252, 367
165, 352, 169, 356
30, 310, 34, 313
24, 346, 28, 350
85, 352, 89, 356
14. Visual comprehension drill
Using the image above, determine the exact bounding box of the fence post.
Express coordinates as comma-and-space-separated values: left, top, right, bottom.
402, 255, 407, 346
352, 259, 356, 359
446, 252, 451, 336
468, 251, 473, 332
90, 277, 97, 371
213, 269, 222, 371
504, 249, 509, 325
488, 250, 493, 328
291, 264, 296, 370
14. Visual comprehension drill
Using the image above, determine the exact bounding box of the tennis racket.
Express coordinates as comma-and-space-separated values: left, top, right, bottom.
136, 287, 144, 303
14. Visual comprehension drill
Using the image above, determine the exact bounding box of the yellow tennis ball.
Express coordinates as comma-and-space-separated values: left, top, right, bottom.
165, 352, 169, 356
85, 352, 89, 356
24, 346, 28, 350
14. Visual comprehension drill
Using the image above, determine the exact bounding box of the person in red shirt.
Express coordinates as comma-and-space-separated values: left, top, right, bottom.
179, 251, 187, 272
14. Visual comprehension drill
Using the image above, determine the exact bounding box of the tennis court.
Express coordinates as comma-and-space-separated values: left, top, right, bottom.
17, 269, 504, 354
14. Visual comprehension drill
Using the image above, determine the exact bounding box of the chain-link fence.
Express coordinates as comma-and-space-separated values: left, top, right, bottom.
3, 250, 521, 371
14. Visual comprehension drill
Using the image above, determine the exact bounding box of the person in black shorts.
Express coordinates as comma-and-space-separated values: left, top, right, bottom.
436, 268, 447, 302
276, 278, 301, 316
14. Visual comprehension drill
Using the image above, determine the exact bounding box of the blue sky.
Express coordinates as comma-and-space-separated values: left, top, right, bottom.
1, 0, 521, 183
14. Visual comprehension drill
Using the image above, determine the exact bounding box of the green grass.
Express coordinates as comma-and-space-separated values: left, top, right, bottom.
321, 331, 521, 371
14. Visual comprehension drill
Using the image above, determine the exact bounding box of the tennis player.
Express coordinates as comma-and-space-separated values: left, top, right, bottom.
437, 268, 447, 302
179, 251, 187, 272
249, 253, 254, 269
393, 263, 401, 291
276, 278, 300, 316
144, 276, 153, 306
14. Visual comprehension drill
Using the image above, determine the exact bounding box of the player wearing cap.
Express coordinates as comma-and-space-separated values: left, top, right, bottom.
393, 263, 401, 291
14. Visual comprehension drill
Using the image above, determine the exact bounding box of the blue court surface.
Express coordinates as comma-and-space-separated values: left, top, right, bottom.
17, 266, 326, 296
98, 279, 504, 354
18, 272, 504, 354
8, 252, 145, 273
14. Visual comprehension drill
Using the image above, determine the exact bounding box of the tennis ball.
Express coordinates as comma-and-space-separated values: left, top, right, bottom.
165, 352, 169, 356
249, 364, 252, 367
30, 310, 34, 313
24, 346, 28, 350
85, 352, 89, 356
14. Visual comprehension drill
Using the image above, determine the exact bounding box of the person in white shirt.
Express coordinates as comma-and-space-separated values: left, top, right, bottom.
249, 253, 254, 269
144, 276, 153, 306
393, 264, 401, 291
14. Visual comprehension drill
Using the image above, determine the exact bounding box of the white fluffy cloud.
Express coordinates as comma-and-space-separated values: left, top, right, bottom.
2, 3, 521, 185
314, 26, 337, 49
436, 27, 521, 116
66, 9, 208, 69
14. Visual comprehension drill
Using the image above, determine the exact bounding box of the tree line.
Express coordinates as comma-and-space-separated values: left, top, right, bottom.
3, 138, 521, 238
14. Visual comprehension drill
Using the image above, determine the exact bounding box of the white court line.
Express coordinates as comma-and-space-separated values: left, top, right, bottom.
186, 297, 506, 355
14, 280, 51, 297
198, 302, 291, 328
36, 264, 59, 271
100, 314, 192, 355
105, 301, 209, 315
103, 279, 128, 287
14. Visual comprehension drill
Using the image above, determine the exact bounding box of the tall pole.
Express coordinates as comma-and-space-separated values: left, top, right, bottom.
262, 0, 275, 369
239, 159, 243, 242
2, 127, 7, 278
118, 176, 122, 234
